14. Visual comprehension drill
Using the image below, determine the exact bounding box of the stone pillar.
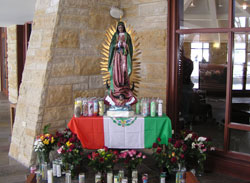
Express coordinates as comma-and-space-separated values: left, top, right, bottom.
9, 0, 117, 166
7, 25, 18, 103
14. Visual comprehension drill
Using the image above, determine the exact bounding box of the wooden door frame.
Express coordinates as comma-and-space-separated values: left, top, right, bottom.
0, 27, 8, 96
17, 23, 32, 94
167, 0, 250, 180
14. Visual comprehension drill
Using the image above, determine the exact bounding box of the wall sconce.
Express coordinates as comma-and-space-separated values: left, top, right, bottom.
110, 7, 124, 19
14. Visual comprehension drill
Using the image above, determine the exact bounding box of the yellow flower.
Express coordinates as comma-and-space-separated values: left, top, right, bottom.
43, 139, 49, 145
45, 134, 50, 137
40, 135, 45, 141
51, 137, 55, 143
66, 141, 72, 147
172, 152, 175, 157
168, 155, 171, 158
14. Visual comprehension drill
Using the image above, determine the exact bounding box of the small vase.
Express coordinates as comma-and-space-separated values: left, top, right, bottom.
196, 162, 204, 177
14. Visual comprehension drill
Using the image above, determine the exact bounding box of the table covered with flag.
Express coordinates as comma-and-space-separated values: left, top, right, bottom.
68, 114, 172, 149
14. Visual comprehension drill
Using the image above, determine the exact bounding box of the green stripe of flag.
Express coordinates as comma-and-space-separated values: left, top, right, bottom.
144, 114, 172, 148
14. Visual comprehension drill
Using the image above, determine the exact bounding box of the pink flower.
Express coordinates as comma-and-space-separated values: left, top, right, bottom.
202, 148, 207, 152
136, 152, 142, 158
128, 151, 133, 157
180, 154, 185, 159
57, 146, 63, 154
157, 137, 161, 142
88, 154, 92, 159
130, 150, 136, 155
142, 155, 146, 159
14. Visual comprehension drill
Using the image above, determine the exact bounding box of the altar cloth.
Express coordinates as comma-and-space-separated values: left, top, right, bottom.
68, 115, 172, 149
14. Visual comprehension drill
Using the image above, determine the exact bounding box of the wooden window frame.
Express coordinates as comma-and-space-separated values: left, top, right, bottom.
167, 0, 250, 179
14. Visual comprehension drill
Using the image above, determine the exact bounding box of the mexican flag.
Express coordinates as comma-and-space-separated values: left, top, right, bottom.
68, 115, 172, 149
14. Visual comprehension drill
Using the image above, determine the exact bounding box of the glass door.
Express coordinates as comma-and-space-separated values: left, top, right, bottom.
167, 0, 250, 160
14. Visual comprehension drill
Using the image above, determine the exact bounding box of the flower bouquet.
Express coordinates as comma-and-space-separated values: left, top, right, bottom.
119, 150, 146, 170
182, 131, 215, 175
152, 137, 168, 170
56, 128, 84, 175
34, 124, 56, 164
88, 147, 119, 173
165, 138, 187, 173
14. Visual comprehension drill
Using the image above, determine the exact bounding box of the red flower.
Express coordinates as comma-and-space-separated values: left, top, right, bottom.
57, 142, 61, 147
69, 144, 75, 150
206, 137, 212, 141
56, 131, 63, 137
192, 133, 198, 140
99, 157, 104, 163
156, 147, 162, 153
174, 140, 181, 148
182, 144, 187, 151
88, 154, 92, 159
69, 137, 75, 143
113, 150, 119, 155
152, 143, 157, 148
180, 154, 185, 159
61, 149, 65, 153
157, 137, 161, 142
124, 159, 129, 164
168, 138, 172, 143
171, 157, 177, 163
104, 146, 108, 152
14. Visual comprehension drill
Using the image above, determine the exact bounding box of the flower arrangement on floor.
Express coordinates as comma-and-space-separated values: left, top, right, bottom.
181, 130, 215, 175
165, 137, 187, 173
34, 124, 56, 163
88, 147, 119, 173
152, 137, 168, 170
56, 128, 84, 175
119, 149, 146, 170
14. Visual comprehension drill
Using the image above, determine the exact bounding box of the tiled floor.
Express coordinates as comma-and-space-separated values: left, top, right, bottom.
0, 92, 249, 183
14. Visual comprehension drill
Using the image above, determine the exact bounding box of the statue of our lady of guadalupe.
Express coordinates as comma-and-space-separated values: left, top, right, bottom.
104, 21, 137, 110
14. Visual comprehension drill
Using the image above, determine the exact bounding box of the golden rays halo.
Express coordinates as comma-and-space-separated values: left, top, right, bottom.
100, 21, 141, 96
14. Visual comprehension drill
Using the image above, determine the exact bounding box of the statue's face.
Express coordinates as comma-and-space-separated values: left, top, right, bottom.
118, 25, 124, 33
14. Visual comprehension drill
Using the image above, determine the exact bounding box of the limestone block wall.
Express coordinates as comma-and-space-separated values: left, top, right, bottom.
9, 0, 118, 166
121, 0, 168, 112
7, 25, 18, 103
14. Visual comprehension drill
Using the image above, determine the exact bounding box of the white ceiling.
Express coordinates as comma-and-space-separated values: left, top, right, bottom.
0, 0, 36, 27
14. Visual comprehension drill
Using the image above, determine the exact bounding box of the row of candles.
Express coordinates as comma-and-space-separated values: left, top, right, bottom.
74, 97, 164, 117
31, 160, 170, 183
33, 163, 153, 183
